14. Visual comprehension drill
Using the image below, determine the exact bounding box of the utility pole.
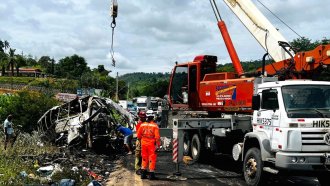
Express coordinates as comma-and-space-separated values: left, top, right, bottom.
116, 72, 119, 102
126, 82, 129, 100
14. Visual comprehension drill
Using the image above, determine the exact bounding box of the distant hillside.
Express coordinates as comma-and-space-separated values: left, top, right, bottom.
117, 58, 330, 98
119, 60, 265, 84
118, 61, 265, 98
119, 72, 170, 84
119, 72, 170, 98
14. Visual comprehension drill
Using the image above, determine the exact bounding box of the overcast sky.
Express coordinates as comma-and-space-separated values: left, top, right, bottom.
1, 0, 329, 77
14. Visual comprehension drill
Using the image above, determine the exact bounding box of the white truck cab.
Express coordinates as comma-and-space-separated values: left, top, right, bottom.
242, 79, 330, 185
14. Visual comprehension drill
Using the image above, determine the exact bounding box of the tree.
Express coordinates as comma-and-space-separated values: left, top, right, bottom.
290, 37, 330, 52
0, 39, 10, 53
15, 54, 27, 76
56, 54, 90, 79
142, 80, 169, 98
0, 39, 10, 75
7, 48, 16, 76
26, 55, 38, 66
97, 65, 111, 76
38, 56, 53, 74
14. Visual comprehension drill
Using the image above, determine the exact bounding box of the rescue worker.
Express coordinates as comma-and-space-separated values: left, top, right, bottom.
135, 111, 147, 175
116, 124, 133, 154
137, 110, 160, 180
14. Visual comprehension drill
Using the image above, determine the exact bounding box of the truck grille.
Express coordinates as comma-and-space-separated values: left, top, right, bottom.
301, 131, 327, 146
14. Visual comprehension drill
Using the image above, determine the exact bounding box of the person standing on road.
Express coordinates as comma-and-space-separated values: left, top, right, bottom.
116, 124, 133, 154
3, 114, 14, 150
135, 111, 147, 175
137, 110, 160, 180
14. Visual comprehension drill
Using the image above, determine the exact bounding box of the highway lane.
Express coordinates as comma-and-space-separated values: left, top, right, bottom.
118, 151, 321, 186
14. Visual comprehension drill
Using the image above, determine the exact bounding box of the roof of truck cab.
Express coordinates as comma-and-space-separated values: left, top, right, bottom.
258, 80, 330, 89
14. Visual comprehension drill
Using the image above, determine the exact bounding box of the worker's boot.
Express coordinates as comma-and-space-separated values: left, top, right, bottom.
140, 169, 147, 179
149, 172, 156, 180
135, 169, 142, 175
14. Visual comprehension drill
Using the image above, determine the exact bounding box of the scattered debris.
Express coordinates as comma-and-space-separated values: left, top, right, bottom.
87, 180, 102, 186
19, 171, 28, 178
59, 178, 75, 186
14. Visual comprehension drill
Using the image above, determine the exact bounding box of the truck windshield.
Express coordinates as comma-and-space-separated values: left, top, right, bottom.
170, 66, 188, 104
137, 103, 147, 107
282, 85, 330, 117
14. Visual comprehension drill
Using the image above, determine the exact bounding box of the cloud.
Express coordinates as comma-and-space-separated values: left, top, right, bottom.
0, 0, 328, 77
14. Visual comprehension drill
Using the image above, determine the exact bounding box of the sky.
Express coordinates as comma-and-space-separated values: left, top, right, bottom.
0, 0, 329, 77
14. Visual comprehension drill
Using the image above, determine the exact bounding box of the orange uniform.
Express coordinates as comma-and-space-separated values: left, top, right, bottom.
136, 120, 143, 132
137, 120, 160, 172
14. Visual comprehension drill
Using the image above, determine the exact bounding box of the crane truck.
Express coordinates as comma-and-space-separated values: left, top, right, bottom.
160, 0, 330, 185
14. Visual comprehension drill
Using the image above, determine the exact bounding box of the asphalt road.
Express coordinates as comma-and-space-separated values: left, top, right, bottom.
120, 151, 321, 186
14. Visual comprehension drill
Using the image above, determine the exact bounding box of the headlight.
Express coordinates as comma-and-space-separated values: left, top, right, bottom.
291, 157, 297, 163
298, 157, 305, 163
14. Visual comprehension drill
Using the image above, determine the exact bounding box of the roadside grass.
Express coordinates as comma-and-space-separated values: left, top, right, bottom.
0, 131, 91, 185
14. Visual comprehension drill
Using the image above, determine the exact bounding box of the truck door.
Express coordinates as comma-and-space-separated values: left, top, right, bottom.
169, 65, 189, 108
258, 89, 280, 150
188, 65, 198, 108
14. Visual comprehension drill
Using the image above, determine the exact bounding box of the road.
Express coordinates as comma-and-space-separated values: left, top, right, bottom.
106, 151, 321, 186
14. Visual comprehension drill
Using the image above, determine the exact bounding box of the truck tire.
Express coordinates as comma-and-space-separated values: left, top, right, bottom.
183, 132, 191, 156
317, 173, 330, 186
191, 134, 201, 161
243, 147, 267, 186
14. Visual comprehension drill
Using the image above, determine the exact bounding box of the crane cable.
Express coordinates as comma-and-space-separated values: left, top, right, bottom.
256, 0, 303, 39
110, 0, 118, 67
110, 18, 116, 67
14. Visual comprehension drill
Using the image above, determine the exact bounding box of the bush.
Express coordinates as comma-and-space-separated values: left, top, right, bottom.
0, 90, 59, 133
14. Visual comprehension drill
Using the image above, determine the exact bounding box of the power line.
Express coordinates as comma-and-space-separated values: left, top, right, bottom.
257, 0, 303, 38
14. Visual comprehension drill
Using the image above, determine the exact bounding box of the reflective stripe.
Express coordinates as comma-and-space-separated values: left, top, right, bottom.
140, 124, 158, 128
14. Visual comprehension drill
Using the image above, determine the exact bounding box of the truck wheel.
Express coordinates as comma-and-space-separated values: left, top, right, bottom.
191, 134, 201, 161
243, 147, 267, 186
317, 173, 330, 186
183, 132, 191, 156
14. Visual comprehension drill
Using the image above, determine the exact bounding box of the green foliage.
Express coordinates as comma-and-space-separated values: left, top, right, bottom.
55, 54, 90, 79
290, 37, 320, 52
26, 55, 38, 67
0, 131, 60, 185
28, 78, 79, 92
0, 76, 36, 84
290, 37, 330, 52
120, 72, 169, 84
38, 56, 55, 74
120, 72, 170, 98
0, 155, 36, 185
0, 90, 59, 132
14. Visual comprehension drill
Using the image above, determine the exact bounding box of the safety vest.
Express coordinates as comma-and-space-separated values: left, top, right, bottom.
137, 121, 160, 142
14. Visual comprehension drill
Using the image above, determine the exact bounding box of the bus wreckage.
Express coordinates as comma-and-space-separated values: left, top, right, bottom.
37, 96, 136, 149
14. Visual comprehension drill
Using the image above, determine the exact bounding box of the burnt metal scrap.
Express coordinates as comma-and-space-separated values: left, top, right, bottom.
37, 96, 136, 149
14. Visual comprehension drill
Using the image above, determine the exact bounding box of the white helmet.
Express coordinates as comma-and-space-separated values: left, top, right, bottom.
146, 110, 155, 118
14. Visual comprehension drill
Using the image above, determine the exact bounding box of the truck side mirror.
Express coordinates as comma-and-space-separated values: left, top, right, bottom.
252, 94, 260, 110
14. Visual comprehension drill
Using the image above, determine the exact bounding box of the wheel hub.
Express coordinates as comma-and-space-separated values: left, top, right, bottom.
246, 158, 257, 178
